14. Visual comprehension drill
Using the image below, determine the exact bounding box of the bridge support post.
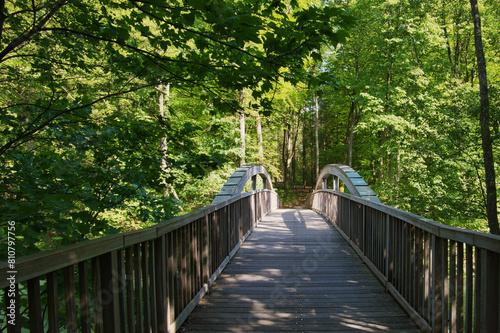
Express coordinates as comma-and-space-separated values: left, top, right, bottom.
333, 176, 339, 191
261, 175, 267, 190
322, 178, 328, 189
252, 175, 257, 191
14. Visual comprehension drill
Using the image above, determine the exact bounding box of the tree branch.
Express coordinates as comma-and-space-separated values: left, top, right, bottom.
0, 0, 68, 62
0, 82, 158, 157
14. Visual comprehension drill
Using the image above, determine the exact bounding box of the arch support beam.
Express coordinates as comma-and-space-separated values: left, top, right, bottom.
315, 164, 381, 203
211, 164, 274, 205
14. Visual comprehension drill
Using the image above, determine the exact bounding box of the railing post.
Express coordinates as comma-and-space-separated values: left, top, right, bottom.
476, 249, 500, 332
251, 175, 257, 191
322, 177, 328, 189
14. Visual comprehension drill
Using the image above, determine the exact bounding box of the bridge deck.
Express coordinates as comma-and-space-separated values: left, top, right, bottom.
180, 209, 422, 332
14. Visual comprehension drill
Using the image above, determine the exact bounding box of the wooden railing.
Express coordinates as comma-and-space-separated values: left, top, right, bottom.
1, 190, 281, 332
307, 190, 500, 333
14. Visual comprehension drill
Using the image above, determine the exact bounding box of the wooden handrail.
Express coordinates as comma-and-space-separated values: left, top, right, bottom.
1, 189, 281, 332
306, 189, 500, 333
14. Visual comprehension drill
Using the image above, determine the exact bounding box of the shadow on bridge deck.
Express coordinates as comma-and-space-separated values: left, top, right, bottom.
180, 209, 422, 332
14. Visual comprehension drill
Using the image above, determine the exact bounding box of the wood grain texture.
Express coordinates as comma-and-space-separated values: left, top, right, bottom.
180, 209, 422, 332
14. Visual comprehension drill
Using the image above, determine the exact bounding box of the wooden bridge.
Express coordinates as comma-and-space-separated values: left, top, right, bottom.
1, 164, 500, 332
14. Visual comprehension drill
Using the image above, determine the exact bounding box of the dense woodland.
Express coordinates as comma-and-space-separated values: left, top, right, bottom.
0, 0, 499, 259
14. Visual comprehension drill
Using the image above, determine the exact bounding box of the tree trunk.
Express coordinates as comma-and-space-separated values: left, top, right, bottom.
347, 101, 356, 167
159, 83, 183, 211
314, 92, 320, 178
239, 91, 246, 166
159, 83, 169, 197
290, 112, 301, 187
469, 0, 499, 234
282, 127, 289, 189
256, 115, 263, 162
302, 125, 307, 187
239, 110, 246, 165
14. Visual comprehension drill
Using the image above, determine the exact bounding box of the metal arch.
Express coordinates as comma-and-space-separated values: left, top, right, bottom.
211, 164, 274, 205
315, 164, 381, 203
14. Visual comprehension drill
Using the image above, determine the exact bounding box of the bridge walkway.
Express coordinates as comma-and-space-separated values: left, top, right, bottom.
180, 209, 422, 332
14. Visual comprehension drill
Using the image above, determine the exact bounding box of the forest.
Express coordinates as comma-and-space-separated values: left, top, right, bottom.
0, 0, 499, 259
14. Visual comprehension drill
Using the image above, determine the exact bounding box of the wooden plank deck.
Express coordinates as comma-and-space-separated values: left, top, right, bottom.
180, 209, 422, 332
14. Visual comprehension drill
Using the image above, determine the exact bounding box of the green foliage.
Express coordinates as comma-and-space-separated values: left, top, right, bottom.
314, 0, 499, 231
0, 0, 351, 257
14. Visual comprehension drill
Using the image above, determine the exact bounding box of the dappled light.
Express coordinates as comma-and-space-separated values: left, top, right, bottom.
180, 209, 421, 332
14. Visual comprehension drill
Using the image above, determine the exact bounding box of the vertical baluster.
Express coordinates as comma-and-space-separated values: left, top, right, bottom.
450, 241, 457, 332
142, 242, 151, 332
409, 225, 415, 308
181, 226, 188, 311
167, 231, 176, 326
464, 245, 473, 332
416, 228, 423, 315
125, 247, 135, 333
63, 265, 77, 333
155, 236, 167, 333
100, 251, 120, 333
133, 244, 143, 332
404, 222, 410, 301
385, 214, 390, 284
202, 215, 209, 285
91, 257, 103, 333
188, 223, 194, 301
47, 271, 59, 333
27, 278, 43, 333
78, 261, 91, 333
432, 236, 445, 333
149, 240, 158, 332
456, 242, 464, 333
394, 219, 400, 291
424, 231, 431, 322
116, 250, 127, 332
194, 220, 201, 293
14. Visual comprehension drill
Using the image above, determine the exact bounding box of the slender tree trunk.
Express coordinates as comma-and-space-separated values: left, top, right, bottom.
239, 110, 246, 165
282, 127, 289, 189
238, 91, 247, 166
159, 83, 183, 211
314, 92, 319, 178
469, 0, 499, 234
347, 101, 356, 167
256, 115, 263, 162
159, 83, 169, 197
302, 125, 307, 187
290, 112, 301, 187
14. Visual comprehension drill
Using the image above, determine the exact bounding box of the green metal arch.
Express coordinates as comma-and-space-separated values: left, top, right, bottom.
315, 164, 381, 203
211, 164, 274, 205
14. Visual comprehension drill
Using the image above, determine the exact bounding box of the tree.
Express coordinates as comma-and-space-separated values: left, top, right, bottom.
469, 0, 499, 234
0, 0, 352, 256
